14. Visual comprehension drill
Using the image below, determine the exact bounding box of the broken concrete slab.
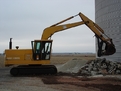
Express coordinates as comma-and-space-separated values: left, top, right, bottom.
57, 58, 88, 73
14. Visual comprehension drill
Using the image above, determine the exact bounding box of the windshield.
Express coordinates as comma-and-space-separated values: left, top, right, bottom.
31, 40, 52, 60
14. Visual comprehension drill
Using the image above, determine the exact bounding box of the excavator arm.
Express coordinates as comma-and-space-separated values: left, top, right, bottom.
41, 12, 116, 57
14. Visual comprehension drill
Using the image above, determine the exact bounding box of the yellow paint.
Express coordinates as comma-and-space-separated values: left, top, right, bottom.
5, 49, 50, 66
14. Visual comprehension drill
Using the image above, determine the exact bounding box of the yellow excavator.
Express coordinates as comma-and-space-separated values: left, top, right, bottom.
5, 12, 116, 76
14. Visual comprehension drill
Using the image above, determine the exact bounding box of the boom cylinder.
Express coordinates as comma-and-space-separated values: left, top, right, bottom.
50, 16, 74, 27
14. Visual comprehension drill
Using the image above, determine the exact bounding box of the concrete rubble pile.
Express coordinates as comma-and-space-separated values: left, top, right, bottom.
78, 58, 121, 76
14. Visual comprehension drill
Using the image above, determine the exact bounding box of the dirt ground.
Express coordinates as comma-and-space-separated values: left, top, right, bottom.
42, 75, 121, 91
0, 54, 121, 91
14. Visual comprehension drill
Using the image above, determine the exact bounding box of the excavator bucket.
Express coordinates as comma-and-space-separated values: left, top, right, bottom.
102, 45, 116, 55
104, 44, 116, 55
97, 37, 116, 57
98, 44, 116, 57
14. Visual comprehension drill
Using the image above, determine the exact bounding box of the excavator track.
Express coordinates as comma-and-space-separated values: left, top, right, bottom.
10, 65, 57, 76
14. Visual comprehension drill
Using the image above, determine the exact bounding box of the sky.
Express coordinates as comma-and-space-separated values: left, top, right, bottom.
0, 0, 95, 53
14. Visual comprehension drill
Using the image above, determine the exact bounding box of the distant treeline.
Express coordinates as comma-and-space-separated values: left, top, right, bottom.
52, 53, 95, 56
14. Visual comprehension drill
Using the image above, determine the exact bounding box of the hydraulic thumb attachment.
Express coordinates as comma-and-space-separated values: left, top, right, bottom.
96, 36, 116, 57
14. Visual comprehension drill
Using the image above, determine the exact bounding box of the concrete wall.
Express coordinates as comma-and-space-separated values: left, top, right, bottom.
95, 0, 121, 61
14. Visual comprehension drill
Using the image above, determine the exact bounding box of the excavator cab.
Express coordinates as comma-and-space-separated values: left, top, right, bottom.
31, 40, 52, 60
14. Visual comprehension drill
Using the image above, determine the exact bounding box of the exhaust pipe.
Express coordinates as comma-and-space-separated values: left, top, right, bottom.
9, 38, 12, 49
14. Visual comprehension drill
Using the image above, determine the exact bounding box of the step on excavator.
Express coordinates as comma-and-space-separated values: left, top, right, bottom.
5, 12, 116, 76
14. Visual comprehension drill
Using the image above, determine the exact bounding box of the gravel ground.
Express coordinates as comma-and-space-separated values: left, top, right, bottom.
0, 67, 61, 91
0, 67, 121, 91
